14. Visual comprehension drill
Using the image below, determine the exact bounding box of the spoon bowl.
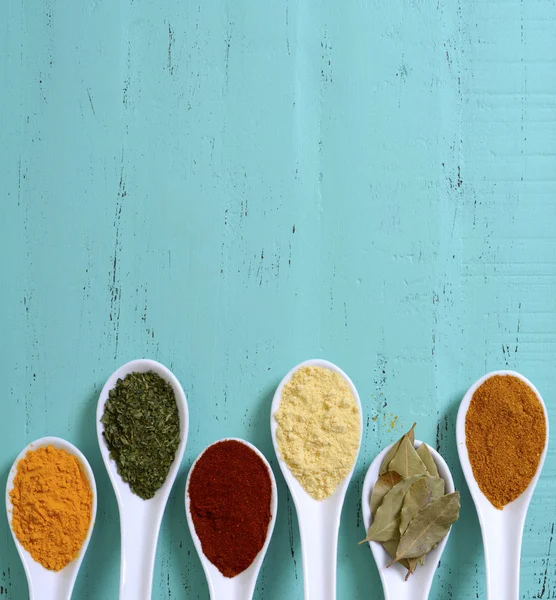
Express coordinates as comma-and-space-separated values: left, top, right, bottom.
456, 369, 549, 600
270, 359, 363, 600
185, 438, 278, 600
97, 358, 189, 600
6, 437, 97, 600
361, 440, 455, 600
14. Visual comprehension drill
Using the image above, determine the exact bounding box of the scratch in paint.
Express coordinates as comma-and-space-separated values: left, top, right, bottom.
515, 301, 521, 353
86, 88, 96, 116
537, 522, 553, 598
167, 23, 175, 76
286, 494, 297, 577
109, 152, 125, 359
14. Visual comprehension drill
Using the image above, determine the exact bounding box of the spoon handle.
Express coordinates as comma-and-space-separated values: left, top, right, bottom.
481, 514, 523, 600
30, 581, 74, 600
119, 509, 162, 600
209, 581, 256, 600
380, 574, 432, 600
298, 515, 338, 600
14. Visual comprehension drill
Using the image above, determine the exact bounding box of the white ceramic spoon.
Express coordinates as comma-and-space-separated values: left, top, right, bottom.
270, 359, 363, 600
97, 358, 189, 600
361, 440, 455, 600
5, 436, 97, 600
456, 369, 549, 600
185, 438, 278, 600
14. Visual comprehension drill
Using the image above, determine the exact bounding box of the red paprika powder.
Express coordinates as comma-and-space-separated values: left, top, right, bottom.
188, 439, 273, 578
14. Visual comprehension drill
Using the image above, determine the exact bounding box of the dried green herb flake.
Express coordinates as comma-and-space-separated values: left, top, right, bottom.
101, 370, 180, 500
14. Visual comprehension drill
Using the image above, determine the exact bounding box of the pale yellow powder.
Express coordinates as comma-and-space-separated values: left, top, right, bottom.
274, 366, 361, 501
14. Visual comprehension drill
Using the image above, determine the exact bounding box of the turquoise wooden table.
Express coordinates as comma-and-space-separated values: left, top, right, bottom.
2, 0, 556, 598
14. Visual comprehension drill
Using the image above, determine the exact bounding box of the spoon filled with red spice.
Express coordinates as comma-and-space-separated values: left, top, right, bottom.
457, 370, 549, 600
185, 438, 278, 600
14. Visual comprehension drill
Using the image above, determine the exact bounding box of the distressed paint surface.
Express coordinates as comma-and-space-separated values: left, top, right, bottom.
1, 0, 556, 598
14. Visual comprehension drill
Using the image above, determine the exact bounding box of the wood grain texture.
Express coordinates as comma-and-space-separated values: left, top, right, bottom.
1, 0, 555, 597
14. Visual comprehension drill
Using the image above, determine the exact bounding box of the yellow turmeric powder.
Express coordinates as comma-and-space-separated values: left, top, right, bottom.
465, 374, 546, 509
9, 445, 93, 571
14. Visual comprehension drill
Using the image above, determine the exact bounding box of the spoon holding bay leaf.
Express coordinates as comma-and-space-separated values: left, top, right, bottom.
361, 437, 456, 600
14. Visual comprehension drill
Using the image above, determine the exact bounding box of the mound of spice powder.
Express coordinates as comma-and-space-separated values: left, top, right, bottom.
465, 374, 546, 509
188, 440, 272, 578
274, 365, 361, 500
10, 445, 93, 571
101, 370, 180, 500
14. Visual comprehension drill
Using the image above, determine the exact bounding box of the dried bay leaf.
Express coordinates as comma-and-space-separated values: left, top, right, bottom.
370, 471, 403, 516
382, 539, 411, 571
394, 492, 461, 561
399, 477, 431, 580
404, 554, 426, 580
379, 423, 416, 474
388, 435, 427, 479
381, 539, 399, 563
361, 475, 423, 543
405, 558, 418, 579
382, 539, 398, 558
416, 443, 439, 477
399, 477, 431, 535
398, 477, 431, 581
426, 475, 445, 500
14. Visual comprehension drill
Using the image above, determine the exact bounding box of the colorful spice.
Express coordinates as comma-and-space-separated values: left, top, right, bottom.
9, 445, 93, 571
274, 365, 361, 500
465, 374, 546, 509
188, 440, 272, 578
101, 370, 180, 500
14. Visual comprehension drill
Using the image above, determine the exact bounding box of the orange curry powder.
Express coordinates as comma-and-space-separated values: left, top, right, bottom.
465, 375, 546, 509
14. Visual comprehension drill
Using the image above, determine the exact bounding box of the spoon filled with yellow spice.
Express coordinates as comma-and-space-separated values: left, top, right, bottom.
457, 370, 549, 600
5, 437, 97, 600
271, 359, 362, 600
